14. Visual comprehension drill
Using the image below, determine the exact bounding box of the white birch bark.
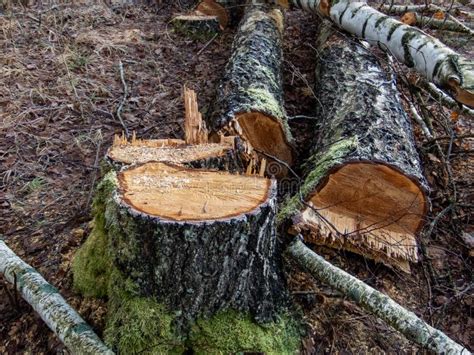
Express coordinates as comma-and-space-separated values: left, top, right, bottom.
287, 237, 471, 354
0, 240, 113, 355
282, 0, 474, 107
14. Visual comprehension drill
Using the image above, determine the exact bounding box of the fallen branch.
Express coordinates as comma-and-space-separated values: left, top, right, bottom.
276, 0, 474, 107
400, 12, 474, 36
287, 237, 471, 354
0, 240, 113, 355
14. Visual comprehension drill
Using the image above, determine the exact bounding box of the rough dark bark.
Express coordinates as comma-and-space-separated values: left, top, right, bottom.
283, 27, 428, 272
208, 5, 294, 169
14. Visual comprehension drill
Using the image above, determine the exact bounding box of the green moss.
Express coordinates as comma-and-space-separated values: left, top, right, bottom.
247, 87, 284, 119
104, 268, 185, 354
190, 310, 301, 354
72, 171, 118, 298
277, 137, 358, 223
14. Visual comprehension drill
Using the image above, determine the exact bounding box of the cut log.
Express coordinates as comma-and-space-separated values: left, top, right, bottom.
172, 14, 221, 40
0, 240, 113, 355
287, 237, 470, 354
277, 0, 474, 107
208, 5, 294, 173
399, 12, 474, 36
73, 162, 300, 352
284, 27, 428, 272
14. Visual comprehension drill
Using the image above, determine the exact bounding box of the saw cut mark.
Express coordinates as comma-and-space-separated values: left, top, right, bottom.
300, 163, 426, 272
237, 112, 293, 166
118, 162, 271, 221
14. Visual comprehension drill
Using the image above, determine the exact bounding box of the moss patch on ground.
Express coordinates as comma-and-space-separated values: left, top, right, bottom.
104, 268, 185, 354
190, 310, 301, 354
72, 172, 118, 298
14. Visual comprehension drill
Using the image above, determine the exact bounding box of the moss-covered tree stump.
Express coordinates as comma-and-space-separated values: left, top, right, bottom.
73, 162, 300, 353
283, 27, 428, 273
208, 5, 294, 173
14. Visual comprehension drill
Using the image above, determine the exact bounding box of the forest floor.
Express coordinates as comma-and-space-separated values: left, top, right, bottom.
0, 2, 472, 353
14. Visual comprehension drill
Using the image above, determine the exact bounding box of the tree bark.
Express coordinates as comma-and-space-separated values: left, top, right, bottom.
279, 0, 474, 107
283, 27, 428, 273
287, 237, 470, 354
0, 240, 113, 355
208, 5, 294, 171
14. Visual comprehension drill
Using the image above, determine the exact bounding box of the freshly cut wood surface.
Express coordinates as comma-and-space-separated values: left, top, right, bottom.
238, 112, 293, 167
298, 163, 426, 271
118, 161, 272, 221
108, 138, 233, 166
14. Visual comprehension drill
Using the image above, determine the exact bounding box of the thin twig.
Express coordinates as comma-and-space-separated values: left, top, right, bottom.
116, 60, 130, 137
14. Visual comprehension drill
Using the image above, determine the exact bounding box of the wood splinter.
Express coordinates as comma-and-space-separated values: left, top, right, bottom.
106, 87, 246, 173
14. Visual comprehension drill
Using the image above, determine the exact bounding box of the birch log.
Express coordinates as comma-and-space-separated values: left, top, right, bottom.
287, 237, 471, 354
283, 27, 428, 273
0, 240, 113, 355
208, 5, 294, 172
278, 0, 474, 107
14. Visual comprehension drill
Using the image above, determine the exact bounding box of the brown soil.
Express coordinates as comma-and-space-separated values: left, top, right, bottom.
0, 2, 472, 354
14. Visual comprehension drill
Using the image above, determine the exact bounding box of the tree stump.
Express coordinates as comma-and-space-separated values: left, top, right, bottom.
283, 27, 429, 273
172, 14, 221, 40
73, 161, 300, 353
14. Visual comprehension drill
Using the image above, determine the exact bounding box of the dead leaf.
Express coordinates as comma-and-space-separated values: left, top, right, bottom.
401, 12, 417, 26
